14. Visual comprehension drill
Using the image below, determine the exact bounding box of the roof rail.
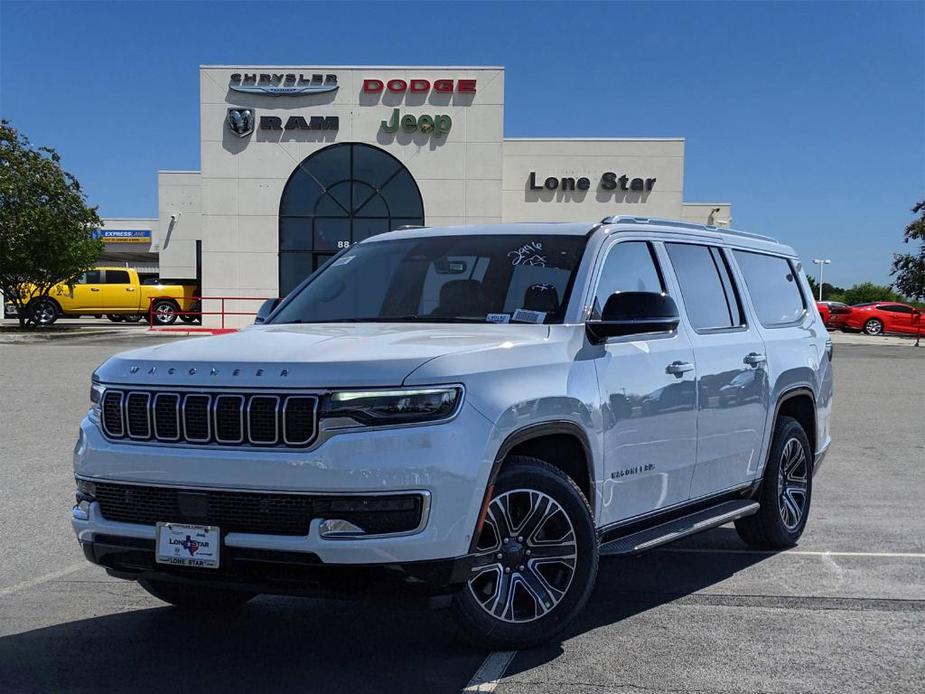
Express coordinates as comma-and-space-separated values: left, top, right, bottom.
599, 215, 776, 243
394, 224, 428, 231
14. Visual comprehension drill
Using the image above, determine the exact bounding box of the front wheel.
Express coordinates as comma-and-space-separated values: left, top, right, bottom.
863, 318, 884, 336
138, 579, 256, 609
28, 298, 59, 326
452, 456, 599, 649
735, 416, 813, 549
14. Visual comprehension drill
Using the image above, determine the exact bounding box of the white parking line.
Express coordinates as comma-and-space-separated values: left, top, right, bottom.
657, 548, 925, 558
463, 650, 517, 693
0, 563, 88, 599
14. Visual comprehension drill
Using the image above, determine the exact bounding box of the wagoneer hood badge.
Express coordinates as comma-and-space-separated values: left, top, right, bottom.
95, 323, 552, 388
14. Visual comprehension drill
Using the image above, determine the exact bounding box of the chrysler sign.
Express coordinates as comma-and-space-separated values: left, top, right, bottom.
229, 73, 339, 96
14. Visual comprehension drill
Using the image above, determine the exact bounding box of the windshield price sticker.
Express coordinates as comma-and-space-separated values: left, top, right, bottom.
487, 313, 511, 324
512, 308, 546, 324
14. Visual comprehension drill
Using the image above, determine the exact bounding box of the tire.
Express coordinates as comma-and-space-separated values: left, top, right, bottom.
123, 314, 144, 323
735, 416, 813, 549
863, 318, 883, 336
149, 300, 179, 325
27, 298, 59, 326
107, 314, 124, 322
138, 579, 256, 609
180, 315, 199, 324
452, 456, 599, 649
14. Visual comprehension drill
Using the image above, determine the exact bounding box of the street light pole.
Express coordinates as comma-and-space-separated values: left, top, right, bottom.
812, 259, 831, 301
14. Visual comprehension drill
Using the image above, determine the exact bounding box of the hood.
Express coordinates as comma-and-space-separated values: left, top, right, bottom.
95, 323, 552, 388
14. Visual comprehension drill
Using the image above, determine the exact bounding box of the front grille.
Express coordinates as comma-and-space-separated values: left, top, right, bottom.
92, 483, 424, 536
100, 389, 318, 448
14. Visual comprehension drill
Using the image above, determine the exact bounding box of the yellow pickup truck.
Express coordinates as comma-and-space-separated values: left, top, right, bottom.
6, 268, 199, 326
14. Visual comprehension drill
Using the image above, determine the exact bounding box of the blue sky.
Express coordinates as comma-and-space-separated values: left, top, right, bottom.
1, 1, 922, 287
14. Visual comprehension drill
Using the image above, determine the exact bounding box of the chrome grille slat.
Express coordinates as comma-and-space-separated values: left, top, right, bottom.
101, 391, 125, 438
125, 392, 152, 439
214, 394, 245, 444
182, 394, 211, 443
153, 393, 180, 441
248, 395, 280, 445
99, 389, 317, 448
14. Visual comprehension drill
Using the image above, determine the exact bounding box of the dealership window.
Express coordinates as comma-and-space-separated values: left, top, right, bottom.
278, 143, 424, 295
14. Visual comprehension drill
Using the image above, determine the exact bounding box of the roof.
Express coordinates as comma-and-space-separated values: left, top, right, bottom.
366, 219, 796, 257
367, 222, 598, 242
601, 216, 794, 256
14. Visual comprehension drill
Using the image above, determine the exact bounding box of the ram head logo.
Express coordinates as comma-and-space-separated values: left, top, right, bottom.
226, 108, 255, 138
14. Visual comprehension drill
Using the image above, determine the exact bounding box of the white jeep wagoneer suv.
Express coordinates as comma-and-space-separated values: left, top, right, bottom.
73, 217, 833, 648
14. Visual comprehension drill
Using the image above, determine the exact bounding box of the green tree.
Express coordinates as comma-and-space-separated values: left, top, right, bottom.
841, 282, 903, 306
891, 201, 925, 302
891, 201, 925, 345
0, 120, 102, 326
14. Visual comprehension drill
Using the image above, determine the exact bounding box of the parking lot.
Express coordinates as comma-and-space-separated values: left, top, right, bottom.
0, 334, 922, 693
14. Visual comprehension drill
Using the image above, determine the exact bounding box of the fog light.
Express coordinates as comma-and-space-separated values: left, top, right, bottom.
72, 500, 91, 521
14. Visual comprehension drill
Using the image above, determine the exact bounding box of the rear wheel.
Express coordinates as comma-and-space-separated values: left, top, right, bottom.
863, 318, 883, 336
138, 579, 256, 609
452, 456, 599, 649
735, 416, 813, 549
149, 300, 179, 325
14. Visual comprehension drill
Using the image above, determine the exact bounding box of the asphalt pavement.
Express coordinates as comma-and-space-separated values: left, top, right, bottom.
0, 335, 922, 693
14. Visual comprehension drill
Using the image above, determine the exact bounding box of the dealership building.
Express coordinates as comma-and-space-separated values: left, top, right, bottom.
114, 65, 731, 322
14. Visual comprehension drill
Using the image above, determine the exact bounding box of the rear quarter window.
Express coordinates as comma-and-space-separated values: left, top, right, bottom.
732, 250, 807, 327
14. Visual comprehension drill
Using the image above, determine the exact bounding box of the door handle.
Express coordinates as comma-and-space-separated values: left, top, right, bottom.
125, 287, 135, 292
665, 361, 694, 377
90, 287, 100, 292
743, 352, 767, 367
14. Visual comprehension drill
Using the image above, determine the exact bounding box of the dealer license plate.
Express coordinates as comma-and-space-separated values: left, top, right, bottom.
155, 523, 220, 569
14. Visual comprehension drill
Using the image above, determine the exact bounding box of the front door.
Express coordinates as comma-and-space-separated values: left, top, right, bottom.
592, 239, 699, 527
59, 269, 103, 312
663, 243, 770, 498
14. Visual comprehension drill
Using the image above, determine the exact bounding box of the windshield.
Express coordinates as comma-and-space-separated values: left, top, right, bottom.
269, 234, 587, 325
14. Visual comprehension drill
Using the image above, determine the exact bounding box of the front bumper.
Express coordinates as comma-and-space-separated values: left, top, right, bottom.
80, 533, 474, 597
72, 401, 496, 565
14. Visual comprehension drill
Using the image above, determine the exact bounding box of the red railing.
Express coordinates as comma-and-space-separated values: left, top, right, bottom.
146, 296, 279, 334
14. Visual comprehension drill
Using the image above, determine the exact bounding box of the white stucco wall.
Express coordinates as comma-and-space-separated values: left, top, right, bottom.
502, 138, 686, 223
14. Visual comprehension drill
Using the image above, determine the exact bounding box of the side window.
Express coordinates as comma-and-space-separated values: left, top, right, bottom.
881, 304, 912, 314
78, 270, 102, 284
592, 241, 663, 319
732, 250, 807, 327
666, 243, 744, 331
104, 270, 131, 284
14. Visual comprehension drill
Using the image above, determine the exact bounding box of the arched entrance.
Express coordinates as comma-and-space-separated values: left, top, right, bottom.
278, 143, 424, 295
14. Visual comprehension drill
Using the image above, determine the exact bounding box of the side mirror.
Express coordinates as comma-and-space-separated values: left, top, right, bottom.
254, 298, 281, 324
586, 291, 680, 343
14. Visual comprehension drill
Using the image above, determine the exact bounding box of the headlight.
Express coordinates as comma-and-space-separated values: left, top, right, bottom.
321, 387, 462, 426
90, 381, 105, 417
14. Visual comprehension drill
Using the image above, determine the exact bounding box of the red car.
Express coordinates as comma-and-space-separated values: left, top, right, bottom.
843, 302, 924, 336
815, 301, 852, 329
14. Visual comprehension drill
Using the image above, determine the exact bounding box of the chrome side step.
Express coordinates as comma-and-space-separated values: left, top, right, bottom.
599, 499, 759, 557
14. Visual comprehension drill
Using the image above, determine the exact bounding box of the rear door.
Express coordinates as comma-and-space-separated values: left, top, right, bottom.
663, 242, 770, 498
102, 269, 140, 310
592, 239, 699, 525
